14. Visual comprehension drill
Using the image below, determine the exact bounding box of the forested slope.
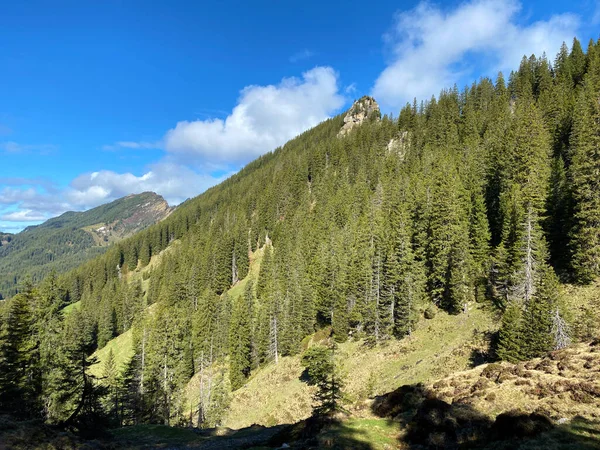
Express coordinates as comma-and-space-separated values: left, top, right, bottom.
0, 191, 170, 298
2, 37, 600, 440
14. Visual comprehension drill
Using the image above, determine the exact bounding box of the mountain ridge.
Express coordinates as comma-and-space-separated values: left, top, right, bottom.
2, 38, 600, 450
0, 191, 172, 298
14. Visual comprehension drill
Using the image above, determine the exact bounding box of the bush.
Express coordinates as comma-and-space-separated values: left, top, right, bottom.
424, 305, 437, 320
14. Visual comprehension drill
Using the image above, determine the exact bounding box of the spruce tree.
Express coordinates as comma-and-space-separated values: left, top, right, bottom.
229, 282, 254, 390
496, 301, 524, 363
0, 294, 36, 415
570, 74, 600, 283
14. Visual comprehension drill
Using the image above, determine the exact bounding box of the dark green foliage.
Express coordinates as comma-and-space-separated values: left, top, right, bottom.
8, 38, 600, 430
0, 293, 37, 415
0, 192, 169, 298
569, 60, 600, 282
46, 308, 106, 428
496, 301, 524, 363
301, 345, 345, 416
229, 282, 254, 390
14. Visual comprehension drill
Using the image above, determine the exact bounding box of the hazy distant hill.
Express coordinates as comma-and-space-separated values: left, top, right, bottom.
0, 192, 171, 298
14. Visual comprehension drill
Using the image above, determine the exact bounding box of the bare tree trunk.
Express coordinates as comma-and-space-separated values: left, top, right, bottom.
198, 351, 205, 426
523, 208, 536, 305
140, 325, 147, 396
163, 354, 169, 426
232, 252, 238, 285
552, 308, 571, 350
270, 315, 279, 364
374, 250, 381, 341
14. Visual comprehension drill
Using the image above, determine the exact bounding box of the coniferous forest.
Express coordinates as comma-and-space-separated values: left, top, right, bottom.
1, 38, 600, 441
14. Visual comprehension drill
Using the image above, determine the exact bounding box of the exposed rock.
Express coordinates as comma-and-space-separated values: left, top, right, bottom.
338, 96, 380, 137
387, 130, 410, 159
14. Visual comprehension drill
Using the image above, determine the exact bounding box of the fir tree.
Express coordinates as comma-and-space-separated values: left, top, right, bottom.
496, 301, 524, 363
0, 294, 36, 415
570, 75, 600, 283
229, 282, 254, 390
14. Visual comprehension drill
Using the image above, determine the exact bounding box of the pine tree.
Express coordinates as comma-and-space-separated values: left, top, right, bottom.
522, 260, 558, 359
102, 348, 121, 426
0, 294, 36, 415
229, 282, 254, 390
496, 301, 524, 363
469, 188, 491, 301
47, 309, 105, 428
570, 75, 600, 283
300, 345, 345, 417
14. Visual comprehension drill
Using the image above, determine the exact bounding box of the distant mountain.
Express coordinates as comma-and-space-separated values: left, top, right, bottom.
0, 192, 171, 298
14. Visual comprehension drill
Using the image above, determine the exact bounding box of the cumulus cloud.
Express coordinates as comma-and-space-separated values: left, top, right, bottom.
163, 66, 344, 163
3, 67, 346, 231
372, 0, 580, 109
0, 163, 231, 230
1, 210, 47, 222
68, 163, 230, 207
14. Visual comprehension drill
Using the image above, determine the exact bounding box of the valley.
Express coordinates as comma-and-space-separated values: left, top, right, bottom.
2, 35, 600, 450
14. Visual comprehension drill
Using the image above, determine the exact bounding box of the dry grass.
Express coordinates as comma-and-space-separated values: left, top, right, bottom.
563, 280, 600, 343
426, 340, 600, 422
225, 357, 314, 429
226, 245, 264, 301
221, 303, 498, 429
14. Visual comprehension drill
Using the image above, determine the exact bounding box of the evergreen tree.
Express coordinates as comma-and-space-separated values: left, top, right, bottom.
47, 309, 105, 428
0, 294, 36, 415
570, 73, 600, 283
496, 301, 524, 363
229, 282, 254, 390
300, 345, 345, 416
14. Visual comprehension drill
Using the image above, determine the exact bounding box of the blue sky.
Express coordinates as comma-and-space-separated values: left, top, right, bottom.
0, 0, 598, 232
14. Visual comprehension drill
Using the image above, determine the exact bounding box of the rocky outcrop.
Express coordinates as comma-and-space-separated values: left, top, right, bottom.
338, 96, 380, 137
387, 131, 410, 160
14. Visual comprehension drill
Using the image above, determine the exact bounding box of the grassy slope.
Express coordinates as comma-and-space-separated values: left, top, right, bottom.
62, 300, 81, 316
83, 240, 600, 448
89, 328, 135, 378
224, 304, 497, 429
86, 240, 182, 372
227, 245, 265, 301
183, 247, 266, 413
426, 340, 600, 420
91, 245, 264, 381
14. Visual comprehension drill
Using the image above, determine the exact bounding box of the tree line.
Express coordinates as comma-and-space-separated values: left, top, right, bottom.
1, 37, 600, 429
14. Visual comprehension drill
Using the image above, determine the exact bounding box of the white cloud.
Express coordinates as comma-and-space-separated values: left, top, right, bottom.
0, 163, 231, 230
289, 49, 315, 63
0, 141, 57, 154
3, 67, 346, 231
68, 163, 229, 207
1, 209, 47, 222
372, 0, 580, 109
163, 66, 344, 163
102, 141, 160, 151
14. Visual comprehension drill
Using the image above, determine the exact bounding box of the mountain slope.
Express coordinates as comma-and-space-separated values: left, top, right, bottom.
0, 191, 171, 298
3, 39, 600, 449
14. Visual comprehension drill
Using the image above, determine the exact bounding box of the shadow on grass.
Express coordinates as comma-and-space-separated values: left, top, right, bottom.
371, 383, 600, 449
266, 415, 375, 450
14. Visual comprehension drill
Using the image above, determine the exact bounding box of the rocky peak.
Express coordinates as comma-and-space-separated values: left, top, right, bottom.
338, 96, 381, 137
